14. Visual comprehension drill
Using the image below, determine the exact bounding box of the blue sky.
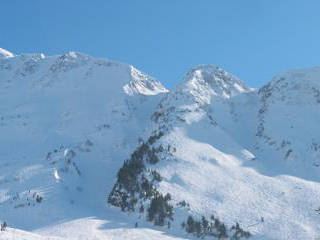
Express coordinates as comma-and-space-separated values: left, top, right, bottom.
1, 0, 320, 89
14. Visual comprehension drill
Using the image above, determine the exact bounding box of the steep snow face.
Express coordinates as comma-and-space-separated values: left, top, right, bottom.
256, 67, 320, 179
0, 48, 14, 58
0, 52, 168, 229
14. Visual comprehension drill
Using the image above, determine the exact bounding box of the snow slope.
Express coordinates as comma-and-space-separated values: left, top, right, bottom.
256, 67, 320, 179
0, 50, 179, 239
1, 49, 320, 239
109, 65, 320, 239
1, 220, 186, 240
0, 48, 14, 59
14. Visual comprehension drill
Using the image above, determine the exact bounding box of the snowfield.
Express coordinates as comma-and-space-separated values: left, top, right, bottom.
1, 49, 320, 239
0, 48, 14, 59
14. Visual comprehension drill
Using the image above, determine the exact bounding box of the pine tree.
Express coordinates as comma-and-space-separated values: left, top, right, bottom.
186, 216, 195, 233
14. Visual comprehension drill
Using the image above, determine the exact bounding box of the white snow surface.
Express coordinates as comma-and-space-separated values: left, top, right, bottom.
0, 50, 320, 240
0, 48, 14, 59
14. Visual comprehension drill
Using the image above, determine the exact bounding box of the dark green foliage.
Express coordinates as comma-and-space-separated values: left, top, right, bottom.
108, 131, 174, 226
178, 200, 186, 207
151, 111, 164, 123
148, 131, 164, 145
177, 200, 189, 208
230, 222, 251, 239
164, 193, 171, 201
147, 193, 173, 226
182, 215, 251, 239
109, 134, 164, 195
186, 216, 195, 233
214, 218, 222, 230
195, 221, 202, 237
147, 147, 160, 164
146, 145, 165, 164
181, 221, 186, 229
108, 155, 143, 211
36, 195, 43, 203
151, 170, 162, 182
108, 187, 137, 211
139, 204, 144, 213
127, 135, 164, 165
158, 145, 164, 153
117, 159, 144, 192
0, 222, 7, 231
140, 175, 154, 198
217, 223, 227, 239
201, 216, 209, 235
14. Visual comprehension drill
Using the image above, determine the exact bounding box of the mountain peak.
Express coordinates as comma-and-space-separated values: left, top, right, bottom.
176, 64, 251, 104
123, 66, 169, 96
0, 48, 14, 58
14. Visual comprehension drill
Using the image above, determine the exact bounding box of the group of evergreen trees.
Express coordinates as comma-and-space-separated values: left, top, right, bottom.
177, 200, 190, 208
147, 193, 173, 226
108, 130, 253, 237
108, 131, 175, 226
181, 215, 251, 239
35, 194, 43, 203
112, 131, 165, 195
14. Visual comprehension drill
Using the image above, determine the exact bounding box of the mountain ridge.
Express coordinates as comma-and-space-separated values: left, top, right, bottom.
1, 49, 320, 240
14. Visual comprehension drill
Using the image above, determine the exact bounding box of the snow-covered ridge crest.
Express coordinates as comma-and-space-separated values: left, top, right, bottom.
0, 50, 168, 96
259, 66, 320, 104
0, 49, 172, 238
0, 48, 14, 58
2, 48, 320, 240
177, 64, 252, 104
123, 66, 169, 96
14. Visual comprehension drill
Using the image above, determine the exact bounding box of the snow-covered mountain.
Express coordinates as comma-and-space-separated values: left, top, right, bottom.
1, 48, 320, 240
0, 49, 171, 238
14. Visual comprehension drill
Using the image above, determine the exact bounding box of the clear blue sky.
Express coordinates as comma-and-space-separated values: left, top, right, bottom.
1, 0, 320, 89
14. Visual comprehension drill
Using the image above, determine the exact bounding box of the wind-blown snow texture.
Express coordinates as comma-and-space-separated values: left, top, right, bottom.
0, 49, 320, 240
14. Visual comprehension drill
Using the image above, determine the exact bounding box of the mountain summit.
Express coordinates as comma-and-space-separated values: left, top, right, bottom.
177, 65, 252, 103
